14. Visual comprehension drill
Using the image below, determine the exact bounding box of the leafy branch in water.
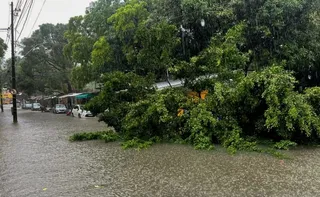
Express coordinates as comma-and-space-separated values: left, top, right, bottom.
274, 140, 297, 150
121, 138, 153, 150
69, 131, 119, 143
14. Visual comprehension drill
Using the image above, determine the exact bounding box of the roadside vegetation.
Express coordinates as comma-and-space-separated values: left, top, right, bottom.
5, 0, 320, 154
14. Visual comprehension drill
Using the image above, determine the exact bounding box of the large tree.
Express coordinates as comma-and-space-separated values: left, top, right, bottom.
219, 0, 320, 87
64, 0, 125, 89
72, 0, 320, 150
63, 0, 320, 89
18, 23, 73, 95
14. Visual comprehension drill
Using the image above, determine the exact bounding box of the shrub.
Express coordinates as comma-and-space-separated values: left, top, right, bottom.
122, 88, 188, 139
85, 71, 155, 131
305, 87, 320, 115
100, 132, 120, 143
184, 102, 217, 150
98, 104, 130, 132
69, 131, 118, 142
121, 138, 153, 150
234, 66, 320, 140
274, 140, 297, 150
81, 66, 320, 154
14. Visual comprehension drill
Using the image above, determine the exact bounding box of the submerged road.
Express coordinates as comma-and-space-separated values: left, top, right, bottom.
0, 105, 320, 197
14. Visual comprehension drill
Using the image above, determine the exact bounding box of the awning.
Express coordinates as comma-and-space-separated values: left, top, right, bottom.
75, 93, 94, 99
59, 93, 83, 99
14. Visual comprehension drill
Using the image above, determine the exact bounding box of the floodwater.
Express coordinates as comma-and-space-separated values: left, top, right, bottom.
0, 105, 320, 197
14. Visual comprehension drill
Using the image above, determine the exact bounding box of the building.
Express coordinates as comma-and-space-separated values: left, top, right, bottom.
1, 91, 12, 105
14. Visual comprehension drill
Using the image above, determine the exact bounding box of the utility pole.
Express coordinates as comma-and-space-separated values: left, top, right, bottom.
11, 2, 17, 123
0, 96, 3, 113
0, 72, 3, 112
0, 86, 3, 113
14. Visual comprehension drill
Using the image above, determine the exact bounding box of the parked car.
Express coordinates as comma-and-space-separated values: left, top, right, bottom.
72, 105, 93, 118
31, 103, 41, 111
53, 104, 67, 114
22, 103, 32, 109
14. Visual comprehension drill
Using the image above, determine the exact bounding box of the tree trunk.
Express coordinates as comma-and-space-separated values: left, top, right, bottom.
66, 79, 73, 93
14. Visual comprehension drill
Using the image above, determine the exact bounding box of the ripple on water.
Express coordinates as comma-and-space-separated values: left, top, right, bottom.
0, 107, 320, 197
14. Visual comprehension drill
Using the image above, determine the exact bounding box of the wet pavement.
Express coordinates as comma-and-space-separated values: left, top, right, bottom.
1, 105, 320, 197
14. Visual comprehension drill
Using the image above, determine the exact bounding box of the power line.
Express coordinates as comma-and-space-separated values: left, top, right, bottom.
15, 0, 32, 43
16, 0, 34, 41
5, 3, 11, 46
5, 0, 22, 46
15, 0, 30, 30
16, 0, 23, 10
29, 0, 47, 37
7, 2, 11, 29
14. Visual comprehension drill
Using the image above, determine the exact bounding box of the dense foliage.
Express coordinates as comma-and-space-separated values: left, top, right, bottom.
8, 0, 320, 152
78, 0, 320, 152
15, 24, 73, 95
0, 37, 8, 96
69, 130, 119, 143
13, 0, 320, 93
113, 66, 320, 153
0, 38, 7, 59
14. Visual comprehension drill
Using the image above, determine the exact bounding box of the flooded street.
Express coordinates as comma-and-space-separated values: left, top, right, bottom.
0, 105, 320, 197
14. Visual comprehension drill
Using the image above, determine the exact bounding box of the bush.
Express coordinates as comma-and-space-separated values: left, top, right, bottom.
122, 88, 188, 139
305, 87, 320, 115
69, 131, 119, 142
121, 138, 153, 150
98, 104, 130, 132
85, 71, 156, 131
100, 132, 120, 143
274, 140, 297, 150
184, 102, 217, 150
82, 66, 320, 154
234, 66, 320, 140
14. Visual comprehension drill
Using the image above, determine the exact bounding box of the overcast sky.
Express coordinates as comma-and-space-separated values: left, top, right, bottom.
0, 0, 95, 58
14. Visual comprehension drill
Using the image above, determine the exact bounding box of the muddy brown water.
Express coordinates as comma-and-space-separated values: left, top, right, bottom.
1, 105, 320, 197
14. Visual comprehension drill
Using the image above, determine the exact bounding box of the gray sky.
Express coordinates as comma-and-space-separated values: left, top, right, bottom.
0, 0, 95, 58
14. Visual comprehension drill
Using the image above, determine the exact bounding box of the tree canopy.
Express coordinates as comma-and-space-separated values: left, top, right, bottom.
17, 23, 73, 95
76, 0, 320, 152
0, 37, 7, 60
59, 0, 320, 89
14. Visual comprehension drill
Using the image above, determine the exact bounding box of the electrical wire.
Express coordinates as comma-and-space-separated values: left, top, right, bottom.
28, 0, 47, 37
16, 0, 22, 9
7, 2, 11, 29
14, 0, 24, 45
15, 0, 30, 30
17, 0, 22, 12
12, 0, 24, 29
17, 0, 33, 32
16, 0, 34, 41
0, 28, 9, 32
15, 0, 32, 43
5, 3, 11, 46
